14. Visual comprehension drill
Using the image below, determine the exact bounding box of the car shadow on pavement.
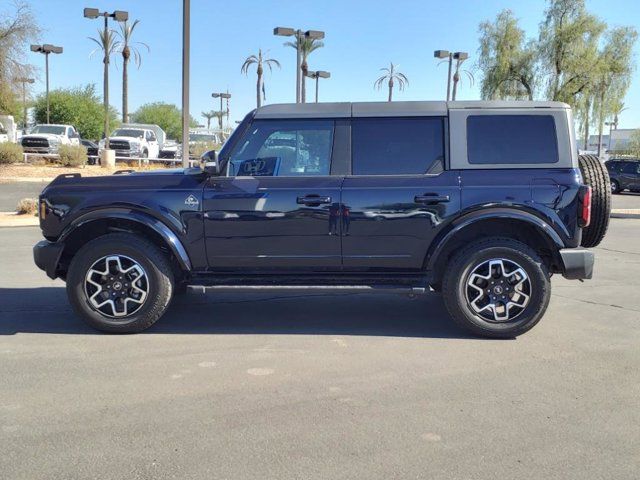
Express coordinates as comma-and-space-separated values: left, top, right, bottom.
0, 287, 474, 339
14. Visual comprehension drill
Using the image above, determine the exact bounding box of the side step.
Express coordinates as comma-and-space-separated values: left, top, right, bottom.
187, 284, 429, 296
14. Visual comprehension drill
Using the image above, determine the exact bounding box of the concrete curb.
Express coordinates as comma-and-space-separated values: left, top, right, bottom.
611, 209, 640, 219
0, 212, 39, 227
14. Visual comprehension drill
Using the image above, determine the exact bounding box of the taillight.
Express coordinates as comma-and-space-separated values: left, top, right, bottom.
578, 186, 591, 228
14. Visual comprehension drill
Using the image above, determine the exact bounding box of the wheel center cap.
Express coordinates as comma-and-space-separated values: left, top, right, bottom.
112, 281, 123, 291
493, 285, 504, 295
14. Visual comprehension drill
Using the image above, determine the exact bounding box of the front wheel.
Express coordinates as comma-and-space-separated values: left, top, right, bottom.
66, 233, 174, 333
442, 238, 551, 338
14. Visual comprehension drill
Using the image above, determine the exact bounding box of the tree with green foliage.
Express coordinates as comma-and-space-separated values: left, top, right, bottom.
477, 10, 537, 100
33, 85, 119, 140
627, 130, 640, 158
0, 1, 40, 124
241, 49, 280, 108
115, 20, 149, 123
131, 102, 197, 140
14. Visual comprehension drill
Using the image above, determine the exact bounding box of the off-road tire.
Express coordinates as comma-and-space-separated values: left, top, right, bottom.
66, 233, 174, 333
578, 154, 611, 247
442, 238, 551, 338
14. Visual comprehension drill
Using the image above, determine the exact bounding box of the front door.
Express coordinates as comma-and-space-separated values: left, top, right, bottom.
341, 116, 461, 271
203, 119, 342, 270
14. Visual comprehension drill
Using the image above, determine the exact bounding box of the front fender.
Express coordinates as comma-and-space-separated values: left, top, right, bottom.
59, 208, 192, 271
426, 207, 565, 271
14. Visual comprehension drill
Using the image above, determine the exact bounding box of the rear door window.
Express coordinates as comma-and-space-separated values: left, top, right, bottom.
351, 117, 444, 175
467, 115, 558, 165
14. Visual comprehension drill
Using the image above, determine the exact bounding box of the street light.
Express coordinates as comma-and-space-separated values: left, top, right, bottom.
14, 77, 35, 133
211, 92, 231, 129
84, 7, 129, 150
305, 70, 330, 103
30, 44, 63, 124
274, 27, 325, 103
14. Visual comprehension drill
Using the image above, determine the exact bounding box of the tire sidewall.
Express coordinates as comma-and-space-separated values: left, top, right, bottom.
67, 238, 172, 333
447, 245, 550, 337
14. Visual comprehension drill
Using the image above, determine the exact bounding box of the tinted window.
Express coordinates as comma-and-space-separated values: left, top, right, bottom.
351, 117, 444, 175
467, 115, 558, 165
621, 162, 639, 174
229, 120, 334, 176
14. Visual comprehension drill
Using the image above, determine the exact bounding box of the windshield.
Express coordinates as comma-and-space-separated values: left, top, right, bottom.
112, 129, 145, 138
190, 134, 218, 142
31, 125, 66, 135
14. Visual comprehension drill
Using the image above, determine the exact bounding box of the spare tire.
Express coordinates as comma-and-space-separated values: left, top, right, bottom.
578, 154, 611, 248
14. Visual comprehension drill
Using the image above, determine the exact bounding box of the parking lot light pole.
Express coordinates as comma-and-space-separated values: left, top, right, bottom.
14, 77, 35, 132
84, 8, 128, 150
305, 70, 330, 103
30, 44, 63, 124
274, 27, 325, 103
451, 51, 469, 101
212, 92, 231, 129
433, 50, 452, 101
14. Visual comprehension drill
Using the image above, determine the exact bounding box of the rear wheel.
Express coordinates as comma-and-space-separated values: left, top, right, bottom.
66, 233, 174, 333
442, 238, 550, 338
578, 154, 611, 247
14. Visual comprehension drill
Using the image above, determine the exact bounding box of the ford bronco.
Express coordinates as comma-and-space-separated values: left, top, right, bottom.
33, 101, 611, 337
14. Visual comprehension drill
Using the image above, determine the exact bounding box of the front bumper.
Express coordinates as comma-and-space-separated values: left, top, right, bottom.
22, 146, 57, 154
33, 240, 64, 279
560, 248, 594, 280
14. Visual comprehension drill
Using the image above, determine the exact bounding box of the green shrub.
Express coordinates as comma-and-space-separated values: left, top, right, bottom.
16, 198, 38, 215
0, 142, 24, 165
190, 141, 220, 159
58, 144, 87, 167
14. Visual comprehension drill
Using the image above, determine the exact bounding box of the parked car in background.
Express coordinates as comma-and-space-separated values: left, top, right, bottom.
175, 129, 221, 160
0, 115, 17, 143
606, 158, 640, 193
159, 139, 179, 159
99, 123, 165, 159
21, 124, 80, 154
81, 139, 99, 164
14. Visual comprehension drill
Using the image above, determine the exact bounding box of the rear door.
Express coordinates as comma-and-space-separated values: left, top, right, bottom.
203, 119, 343, 270
341, 116, 461, 271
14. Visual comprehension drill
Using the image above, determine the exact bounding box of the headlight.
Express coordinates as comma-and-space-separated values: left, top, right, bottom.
49, 137, 61, 145
98, 139, 105, 148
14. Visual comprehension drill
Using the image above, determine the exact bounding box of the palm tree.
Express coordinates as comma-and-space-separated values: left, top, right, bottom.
374, 62, 408, 102
284, 38, 324, 103
89, 27, 118, 142
451, 56, 474, 101
241, 49, 280, 108
202, 110, 217, 129
115, 20, 149, 123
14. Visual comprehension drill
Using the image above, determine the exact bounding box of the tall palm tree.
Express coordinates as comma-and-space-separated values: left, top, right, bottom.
241, 49, 280, 108
284, 38, 324, 103
202, 110, 217, 129
374, 62, 408, 102
451, 56, 474, 101
115, 20, 149, 123
89, 27, 118, 142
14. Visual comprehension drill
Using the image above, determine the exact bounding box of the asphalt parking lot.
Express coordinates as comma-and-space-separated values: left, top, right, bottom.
1, 221, 639, 479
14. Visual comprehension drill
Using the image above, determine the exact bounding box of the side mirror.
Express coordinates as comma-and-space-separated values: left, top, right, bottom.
200, 150, 220, 175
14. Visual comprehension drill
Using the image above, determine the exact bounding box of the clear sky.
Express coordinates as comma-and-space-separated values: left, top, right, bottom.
23, 0, 640, 133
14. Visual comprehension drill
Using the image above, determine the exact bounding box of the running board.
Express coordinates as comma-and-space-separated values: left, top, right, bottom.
187, 285, 428, 295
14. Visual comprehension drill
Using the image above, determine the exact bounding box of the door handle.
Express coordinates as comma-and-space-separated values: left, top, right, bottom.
414, 194, 450, 204
297, 195, 332, 205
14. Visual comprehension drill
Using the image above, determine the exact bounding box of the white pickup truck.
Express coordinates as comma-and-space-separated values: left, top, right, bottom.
21, 124, 80, 154
0, 115, 17, 144
99, 123, 165, 159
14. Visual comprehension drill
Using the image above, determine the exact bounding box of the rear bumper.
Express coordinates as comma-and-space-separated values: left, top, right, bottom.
33, 240, 64, 279
559, 248, 594, 280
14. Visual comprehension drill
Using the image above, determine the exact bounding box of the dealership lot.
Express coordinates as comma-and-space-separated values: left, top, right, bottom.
1, 221, 639, 479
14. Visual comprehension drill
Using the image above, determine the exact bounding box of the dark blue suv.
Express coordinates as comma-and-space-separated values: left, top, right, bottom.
33, 101, 611, 337
606, 159, 640, 194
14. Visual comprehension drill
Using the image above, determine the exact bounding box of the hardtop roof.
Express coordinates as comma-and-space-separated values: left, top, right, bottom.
254, 100, 570, 119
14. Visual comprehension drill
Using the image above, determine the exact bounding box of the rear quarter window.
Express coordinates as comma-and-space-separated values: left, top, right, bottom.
467, 115, 559, 165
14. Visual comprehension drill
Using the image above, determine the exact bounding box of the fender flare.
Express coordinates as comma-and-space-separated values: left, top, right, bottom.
426, 208, 565, 272
59, 208, 192, 271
